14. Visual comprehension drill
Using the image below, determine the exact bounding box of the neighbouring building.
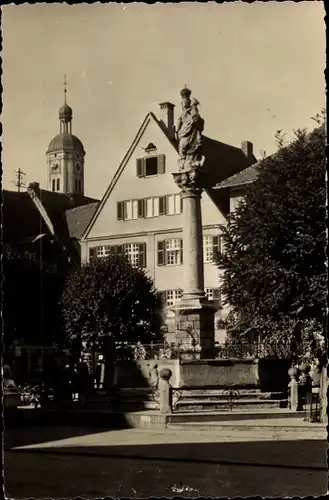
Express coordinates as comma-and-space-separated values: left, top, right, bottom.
80, 100, 257, 343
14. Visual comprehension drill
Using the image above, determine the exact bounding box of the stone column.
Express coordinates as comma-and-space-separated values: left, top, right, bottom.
172, 167, 216, 357
173, 167, 205, 302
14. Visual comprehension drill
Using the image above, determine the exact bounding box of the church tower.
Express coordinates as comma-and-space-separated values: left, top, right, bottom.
46, 76, 85, 195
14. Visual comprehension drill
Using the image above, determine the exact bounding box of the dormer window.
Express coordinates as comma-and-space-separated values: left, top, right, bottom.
144, 142, 157, 153
136, 154, 166, 178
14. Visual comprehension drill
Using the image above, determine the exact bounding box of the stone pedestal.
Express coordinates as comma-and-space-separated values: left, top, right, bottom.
172, 166, 216, 357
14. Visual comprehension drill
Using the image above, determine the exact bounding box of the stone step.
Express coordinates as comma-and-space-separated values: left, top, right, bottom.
176, 391, 286, 401
168, 409, 301, 423
174, 399, 288, 411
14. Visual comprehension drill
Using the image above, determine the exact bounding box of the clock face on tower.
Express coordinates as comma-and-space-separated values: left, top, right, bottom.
51, 163, 59, 172
75, 163, 82, 173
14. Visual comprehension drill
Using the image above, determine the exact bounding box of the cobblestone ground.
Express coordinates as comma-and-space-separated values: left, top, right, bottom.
5, 426, 328, 498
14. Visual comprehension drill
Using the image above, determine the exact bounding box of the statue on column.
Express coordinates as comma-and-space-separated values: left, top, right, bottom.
176, 87, 205, 171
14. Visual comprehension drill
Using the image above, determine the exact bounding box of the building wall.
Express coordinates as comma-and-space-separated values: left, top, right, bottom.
229, 187, 247, 213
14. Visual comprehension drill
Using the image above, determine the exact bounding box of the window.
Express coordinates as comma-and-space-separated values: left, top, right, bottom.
145, 156, 158, 176
56, 178, 60, 191
145, 197, 161, 218
52, 179, 55, 192
120, 200, 141, 220
118, 199, 138, 220
166, 194, 182, 215
75, 179, 82, 192
157, 238, 183, 266
89, 245, 123, 261
96, 246, 111, 258
123, 243, 146, 268
165, 289, 183, 307
203, 235, 221, 263
205, 288, 222, 309
136, 154, 166, 178
90, 243, 150, 263
118, 196, 167, 220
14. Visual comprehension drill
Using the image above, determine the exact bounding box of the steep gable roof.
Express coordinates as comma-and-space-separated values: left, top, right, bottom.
81, 111, 178, 240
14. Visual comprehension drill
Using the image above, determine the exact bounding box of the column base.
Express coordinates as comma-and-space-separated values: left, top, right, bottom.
170, 298, 216, 358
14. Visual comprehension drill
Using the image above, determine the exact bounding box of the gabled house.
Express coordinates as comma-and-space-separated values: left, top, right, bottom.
3, 183, 99, 269
80, 101, 257, 342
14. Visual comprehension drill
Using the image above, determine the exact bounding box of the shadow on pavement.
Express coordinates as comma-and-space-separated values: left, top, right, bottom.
5, 438, 328, 498
4, 359, 159, 448
6, 433, 328, 470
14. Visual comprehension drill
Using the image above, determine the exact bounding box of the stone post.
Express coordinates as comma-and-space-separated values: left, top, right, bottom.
288, 366, 299, 411
159, 368, 172, 414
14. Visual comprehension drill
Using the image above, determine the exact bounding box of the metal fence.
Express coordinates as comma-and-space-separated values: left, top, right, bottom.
113, 342, 293, 361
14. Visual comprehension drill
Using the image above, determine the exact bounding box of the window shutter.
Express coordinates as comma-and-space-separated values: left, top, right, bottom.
137, 199, 144, 218
138, 243, 147, 268
136, 158, 144, 178
89, 247, 96, 262
117, 201, 123, 220
159, 196, 166, 216
158, 154, 166, 174
117, 245, 124, 255
213, 288, 221, 309
213, 236, 221, 260
180, 238, 183, 264
165, 195, 170, 215
180, 193, 183, 213
157, 240, 165, 266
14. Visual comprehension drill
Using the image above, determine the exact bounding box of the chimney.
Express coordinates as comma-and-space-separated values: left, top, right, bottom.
241, 141, 254, 164
28, 182, 40, 192
159, 102, 175, 139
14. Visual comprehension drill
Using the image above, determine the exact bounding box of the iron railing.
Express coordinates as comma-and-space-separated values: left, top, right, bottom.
113, 342, 294, 361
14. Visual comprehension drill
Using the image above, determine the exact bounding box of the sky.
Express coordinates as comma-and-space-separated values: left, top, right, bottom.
2, 2, 325, 199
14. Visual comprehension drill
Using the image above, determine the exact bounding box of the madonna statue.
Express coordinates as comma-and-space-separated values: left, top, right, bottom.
176, 87, 205, 169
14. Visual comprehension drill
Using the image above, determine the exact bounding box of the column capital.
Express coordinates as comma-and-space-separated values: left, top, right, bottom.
172, 166, 205, 197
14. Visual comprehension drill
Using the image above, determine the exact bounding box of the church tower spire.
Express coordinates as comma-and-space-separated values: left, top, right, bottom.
59, 74, 73, 134
46, 77, 85, 195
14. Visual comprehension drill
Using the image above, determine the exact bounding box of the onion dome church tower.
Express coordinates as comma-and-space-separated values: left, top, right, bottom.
46, 76, 85, 195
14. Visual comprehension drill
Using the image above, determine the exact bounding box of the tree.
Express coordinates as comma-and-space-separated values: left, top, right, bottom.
217, 124, 326, 358
60, 253, 164, 358
2, 247, 65, 351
